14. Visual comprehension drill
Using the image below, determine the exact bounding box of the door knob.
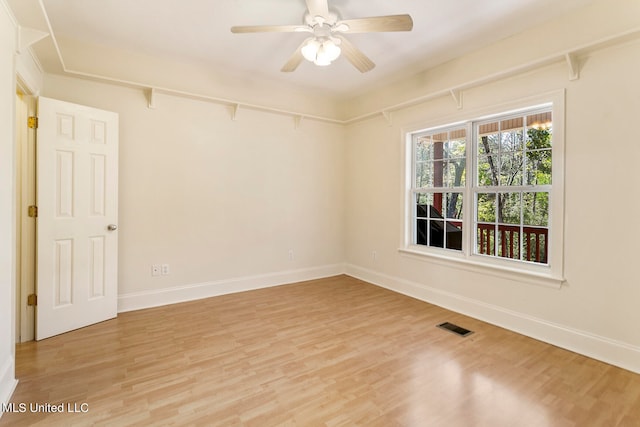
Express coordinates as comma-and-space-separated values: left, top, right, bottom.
107, 224, 118, 231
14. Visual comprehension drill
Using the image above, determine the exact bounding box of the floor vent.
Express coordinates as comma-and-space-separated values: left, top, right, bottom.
437, 322, 474, 337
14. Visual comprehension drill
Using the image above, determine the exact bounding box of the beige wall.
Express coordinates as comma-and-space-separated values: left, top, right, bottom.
42, 74, 346, 305
345, 39, 640, 371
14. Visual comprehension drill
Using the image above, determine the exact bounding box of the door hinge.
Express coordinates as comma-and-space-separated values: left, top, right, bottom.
28, 205, 38, 218
27, 116, 38, 129
27, 294, 37, 306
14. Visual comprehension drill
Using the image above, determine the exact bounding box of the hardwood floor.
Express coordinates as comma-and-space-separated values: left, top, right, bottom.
2, 275, 640, 426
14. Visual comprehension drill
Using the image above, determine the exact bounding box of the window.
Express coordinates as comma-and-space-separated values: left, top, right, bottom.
404, 98, 564, 285
414, 126, 466, 251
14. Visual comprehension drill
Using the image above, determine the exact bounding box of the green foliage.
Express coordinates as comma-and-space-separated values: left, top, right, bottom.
477, 193, 495, 222
526, 127, 552, 185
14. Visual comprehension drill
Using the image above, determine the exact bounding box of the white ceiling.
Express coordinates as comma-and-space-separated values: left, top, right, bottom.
18, 0, 597, 98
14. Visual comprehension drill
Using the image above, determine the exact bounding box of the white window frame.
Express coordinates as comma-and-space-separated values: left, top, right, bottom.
400, 91, 565, 288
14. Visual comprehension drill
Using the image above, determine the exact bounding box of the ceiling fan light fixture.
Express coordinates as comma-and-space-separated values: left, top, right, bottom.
301, 38, 321, 61
301, 37, 341, 66
321, 39, 341, 61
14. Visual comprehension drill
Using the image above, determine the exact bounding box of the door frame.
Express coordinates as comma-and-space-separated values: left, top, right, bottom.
15, 80, 37, 343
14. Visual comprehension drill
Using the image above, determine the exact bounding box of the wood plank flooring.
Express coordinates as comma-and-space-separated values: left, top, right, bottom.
2, 275, 640, 426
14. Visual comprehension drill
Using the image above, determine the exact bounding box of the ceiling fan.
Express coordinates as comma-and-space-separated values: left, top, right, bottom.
230, 0, 413, 73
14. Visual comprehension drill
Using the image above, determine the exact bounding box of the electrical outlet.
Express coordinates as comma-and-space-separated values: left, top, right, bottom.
161, 264, 170, 276
151, 264, 161, 277
372, 251, 378, 261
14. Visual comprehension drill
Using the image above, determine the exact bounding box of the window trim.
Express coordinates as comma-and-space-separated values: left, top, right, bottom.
400, 90, 565, 288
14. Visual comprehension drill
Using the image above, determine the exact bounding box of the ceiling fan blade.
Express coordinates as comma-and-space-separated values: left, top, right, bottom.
281, 42, 306, 72
337, 36, 375, 73
231, 24, 307, 33
305, 0, 329, 19
337, 14, 413, 33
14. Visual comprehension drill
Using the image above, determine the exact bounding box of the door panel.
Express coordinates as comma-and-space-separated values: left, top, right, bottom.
36, 97, 119, 340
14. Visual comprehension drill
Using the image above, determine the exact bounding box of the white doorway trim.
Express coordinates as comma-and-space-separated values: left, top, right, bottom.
14, 90, 36, 343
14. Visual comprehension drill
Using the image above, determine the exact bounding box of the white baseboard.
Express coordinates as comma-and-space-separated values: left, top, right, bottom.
118, 263, 346, 313
0, 356, 17, 419
345, 264, 640, 375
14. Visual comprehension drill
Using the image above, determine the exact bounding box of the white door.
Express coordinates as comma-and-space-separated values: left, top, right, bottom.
36, 97, 119, 340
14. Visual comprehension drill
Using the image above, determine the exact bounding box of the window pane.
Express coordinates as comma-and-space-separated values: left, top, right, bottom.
523, 191, 549, 264
415, 138, 433, 162
476, 193, 496, 222
432, 136, 446, 160
444, 192, 463, 220
415, 162, 432, 187
432, 192, 445, 218
477, 155, 495, 186
500, 117, 523, 131
526, 112, 552, 134
498, 226, 520, 260
416, 193, 432, 218
526, 120, 552, 186
446, 137, 466, 159
433, 160, 445, 187
526, 128, 552, 150
444, 158, 466, 187
416, 218, 429, 245
478, 131, 499, 157
500, 192, 521, 225
445, 192, 464, 250
446, 130, 467, 189
416, 193, 432, 246
523, 192, 548, 227
477, 223, 495, 256
523, 228, 548, 264
499, 152, 524, 186
525, 148, 552, 185
430, 220, 445, 248
500, 128, 524, 152
446, 221, 463, 250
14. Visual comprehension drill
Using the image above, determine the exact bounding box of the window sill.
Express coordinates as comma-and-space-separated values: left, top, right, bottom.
398, 247, 565, 289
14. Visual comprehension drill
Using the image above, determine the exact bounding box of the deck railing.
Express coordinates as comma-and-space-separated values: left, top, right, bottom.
476, 223, 548, 263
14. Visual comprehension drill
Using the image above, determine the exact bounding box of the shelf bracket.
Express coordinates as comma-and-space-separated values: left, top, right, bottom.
147, 88, 156, 109
381, 111, 392, 126
565, 53, 580, 81
294, 115, 303, 130
450, 89, 463, 109
231, 104, 240, 121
